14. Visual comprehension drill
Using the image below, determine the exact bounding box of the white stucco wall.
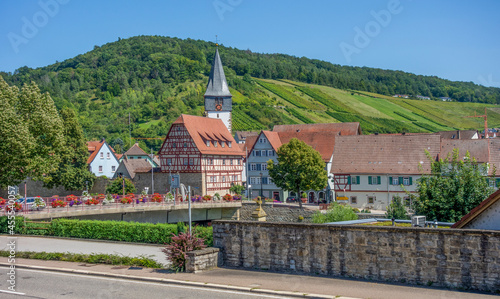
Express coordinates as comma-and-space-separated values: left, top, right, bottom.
465, 200, 500, 230
89, 143, 119, 178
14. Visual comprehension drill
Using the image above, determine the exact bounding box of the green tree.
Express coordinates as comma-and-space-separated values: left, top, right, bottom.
43, 108, 95, 190
385, 196, 409, 220
0, 78, 32, 187
229, 184, 245, 195
311, 202, 358, 223
106, 177, 136, 194
267, 138, 327, 208
415, 149, 494, 222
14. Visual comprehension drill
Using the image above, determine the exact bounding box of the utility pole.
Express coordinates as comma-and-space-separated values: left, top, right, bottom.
150, 148, 154, 194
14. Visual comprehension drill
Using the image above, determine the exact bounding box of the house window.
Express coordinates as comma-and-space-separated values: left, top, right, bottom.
228, 142, 232, 148
100, 152, 104, 159
98, 166, 103, 173
172, 143, 176, 148
261, 163, 267, 171
351, 196, 357, 204
368, 196, 375, 204
261, 150, 267, 156
250, 177, 256, 185
167, 158, 172, 166
268, 177, 273, 184
254, 150, 261, 157
111, 166, 116, 172
222, 176, 226, 182
259, 138, 266, 143
207, 158, 213, 165
268, 150, 274, 156
230, 159, 233, 165
350, 176, 360, 185
403, 177, 410, 186
183, 158, 188, 165
392, 177, 399, 185
222, 159, 226, 165
206, 140, 210, 147
368, 176, 381, 185
262, 177, 268, 185
183, 142, 187, 147
250, 163, 257, 171
107, 152, 110, 159
238, 159, 241, 165
189, 158, 194, 165
213, 141, 218, 147
221, 142, 225, 148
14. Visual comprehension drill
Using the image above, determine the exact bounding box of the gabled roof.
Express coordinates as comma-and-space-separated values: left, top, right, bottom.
170, 114, 244, 156
272, 122, 361, 135
120, 158, 152, 179
440, 139, 489, 163
204, 48, 231, 97
331, 134, 441, 174
452, 189, 500, 229
234, 131, 259, 140
241, 135, 258, 154
87, 140, 104, 164
124, 143, 148, 156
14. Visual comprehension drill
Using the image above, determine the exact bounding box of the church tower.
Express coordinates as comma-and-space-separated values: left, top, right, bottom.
204, 46, 232, 132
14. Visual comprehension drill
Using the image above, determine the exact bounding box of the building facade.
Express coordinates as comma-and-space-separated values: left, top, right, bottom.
87, 140, 119, 178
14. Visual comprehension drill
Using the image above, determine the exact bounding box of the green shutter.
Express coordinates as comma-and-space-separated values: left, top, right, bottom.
348, 176, 351, 184
398, 177, 403, 185
377, 176, 381, 185
496, 178, 500, 187
409, 177, 413, 185
356, 176, 360, 184
368, 176, 372, 185
389, 177, 393, 185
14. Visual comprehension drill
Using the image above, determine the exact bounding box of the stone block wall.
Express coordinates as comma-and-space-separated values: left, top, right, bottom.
213, 221, 500, 292
186, 247, 221, 273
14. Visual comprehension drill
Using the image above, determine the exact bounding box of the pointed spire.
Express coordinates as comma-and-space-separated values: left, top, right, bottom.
204, 48, 232, 97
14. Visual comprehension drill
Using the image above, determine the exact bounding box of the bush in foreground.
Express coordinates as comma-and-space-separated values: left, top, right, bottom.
311, 202, 358, 223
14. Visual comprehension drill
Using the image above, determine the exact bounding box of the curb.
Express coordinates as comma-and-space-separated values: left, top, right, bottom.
0, 262, 338, 299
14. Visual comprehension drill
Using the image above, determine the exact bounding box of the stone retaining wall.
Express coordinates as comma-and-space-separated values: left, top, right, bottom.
240, 202, 316, 222
213, 221, 500, 292
186, 247, 221, 273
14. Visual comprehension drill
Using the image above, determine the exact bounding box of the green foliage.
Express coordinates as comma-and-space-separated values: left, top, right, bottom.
106, 177, 136, 194
285, 107, 314, 124
295, 86, 351, 112
229, 184, 245, 195
257, 80, 310, 109
311, 202, 358, 223
176, 222, 186, 234
385, 196, 410, 220
268, 138, 328, 208
414, 149, 495, 222
0, 250, 164, 268
162, 232, 207, 272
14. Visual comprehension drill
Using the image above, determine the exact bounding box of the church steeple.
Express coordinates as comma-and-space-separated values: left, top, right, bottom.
204, 46, 232, 132
204, 48, 232, 97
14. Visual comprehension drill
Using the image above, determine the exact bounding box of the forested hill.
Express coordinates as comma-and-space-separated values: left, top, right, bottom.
1, 35, 499, 152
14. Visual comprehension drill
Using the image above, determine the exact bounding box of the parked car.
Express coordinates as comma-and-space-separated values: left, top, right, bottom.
16, 197, 37, 209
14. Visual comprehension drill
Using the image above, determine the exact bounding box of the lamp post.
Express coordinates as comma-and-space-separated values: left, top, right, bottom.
150, 148, 154, 194
248, 184, 252, 200
260, 172, 263, 198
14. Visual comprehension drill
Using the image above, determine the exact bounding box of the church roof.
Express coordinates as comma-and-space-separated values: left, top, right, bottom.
204, 48, 232, 97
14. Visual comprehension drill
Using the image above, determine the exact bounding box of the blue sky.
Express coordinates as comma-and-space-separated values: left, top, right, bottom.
1, 0, 499, 87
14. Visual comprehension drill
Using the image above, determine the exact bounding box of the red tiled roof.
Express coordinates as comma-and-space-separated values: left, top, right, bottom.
171, 114, 244, 156
452, 189, 500, 228
437, 130, 478, 140
278, 131, 340, 162
440, 139, 489, 162
124, 143, 148, 156
121, 159, 152, 179
331, 135, 441, 174
272, 122, 361, 135
87, 140, 104, 164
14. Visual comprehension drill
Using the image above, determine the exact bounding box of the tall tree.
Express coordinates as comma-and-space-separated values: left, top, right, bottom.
415, 149, 494, 222
267, 138, 327, 208
0, 78, 32, 187
43, 108, 95, 190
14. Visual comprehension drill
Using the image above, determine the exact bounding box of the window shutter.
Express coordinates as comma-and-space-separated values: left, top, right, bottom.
368, 176, 372, 185
248, 164, 251, 171
389, 176, 393, 185
256, 164, 261, 171
409, 177, 413, 185
377, 176, 381, 185
496, 178, 500, 187
356, 176, 360, 184
398, 177, 403, 185
348, 176, 351, 184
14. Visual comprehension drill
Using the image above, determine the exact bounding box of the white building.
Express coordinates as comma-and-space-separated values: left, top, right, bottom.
87, 140, 120, 178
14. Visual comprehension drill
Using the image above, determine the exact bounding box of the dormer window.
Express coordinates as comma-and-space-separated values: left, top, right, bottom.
206, 140, 210, 147
228, 142, 232, 148
214, 140, 218, 147
221, 142, 225, 148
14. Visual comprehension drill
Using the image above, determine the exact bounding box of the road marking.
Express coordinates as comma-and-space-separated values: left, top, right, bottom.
0, 289, 26, 295
12, 268, 292, 298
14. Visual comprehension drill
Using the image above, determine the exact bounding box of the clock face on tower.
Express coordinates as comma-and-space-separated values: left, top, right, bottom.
215, 104, 222, 111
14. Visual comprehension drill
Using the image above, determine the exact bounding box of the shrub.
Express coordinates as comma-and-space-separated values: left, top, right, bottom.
386, 196, 410, 220
223, 194, 232, 201
162, 233, 206, 272
312, 202, 358, 223
106, 177, 136, 194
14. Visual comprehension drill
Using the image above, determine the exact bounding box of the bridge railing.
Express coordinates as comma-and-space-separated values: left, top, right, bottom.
1, 194, 241, 216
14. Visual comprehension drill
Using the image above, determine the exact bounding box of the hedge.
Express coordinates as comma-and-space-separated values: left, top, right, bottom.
0, 216, 213, 246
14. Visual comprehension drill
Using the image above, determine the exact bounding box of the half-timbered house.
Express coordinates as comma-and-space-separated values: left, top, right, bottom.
159, 114, 245, 196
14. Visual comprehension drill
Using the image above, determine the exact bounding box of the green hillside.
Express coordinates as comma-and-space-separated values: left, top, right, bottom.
1, 35, 499, 152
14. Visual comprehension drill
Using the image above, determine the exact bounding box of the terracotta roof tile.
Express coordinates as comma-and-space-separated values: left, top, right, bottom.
124, 143, 148, 156
171, 114, 244, 156
278, 131, 340, 162
87, 140, 104, 164
331, 135, 441, 174
440, 139, 489, 163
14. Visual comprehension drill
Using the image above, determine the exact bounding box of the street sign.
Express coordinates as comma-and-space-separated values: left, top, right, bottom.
170, 175, 180, 189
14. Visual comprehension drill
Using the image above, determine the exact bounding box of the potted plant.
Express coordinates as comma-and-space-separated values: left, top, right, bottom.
121, 195, 133, 204
102, 194, 114, 205
151, 193, 163, 203
165, 192, 174, 203
31, 196, 46, 210
51, 198, 67, 208
301, 192, 307, 203
232, 195, 242, 201
223, 193, 233, 201
5, 202, 22, 212
203, 194, 212, 201
213, 193, 221, 201
0, 197, 6, 207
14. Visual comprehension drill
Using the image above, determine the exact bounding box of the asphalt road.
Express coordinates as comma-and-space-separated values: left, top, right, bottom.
0, 235, 168, 265
0, 267, 291, 299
